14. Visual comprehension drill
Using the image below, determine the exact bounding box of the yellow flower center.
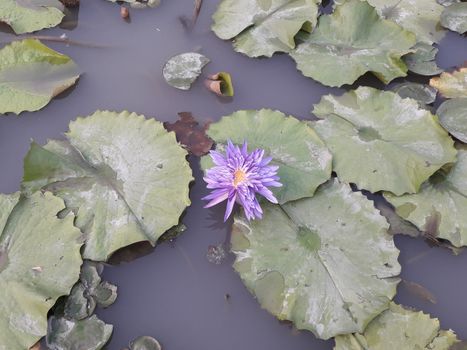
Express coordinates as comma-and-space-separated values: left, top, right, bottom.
233, 169, 247, 187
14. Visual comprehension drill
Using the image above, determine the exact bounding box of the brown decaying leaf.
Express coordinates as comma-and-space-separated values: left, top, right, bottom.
194, 0, 202, 24
164, 112, 213, 156
121, 6, 130, 19
402, 280, 437, 304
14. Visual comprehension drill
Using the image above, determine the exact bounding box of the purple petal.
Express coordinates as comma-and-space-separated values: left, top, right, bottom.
224, 192, 237, 222
203, 190, 229, 208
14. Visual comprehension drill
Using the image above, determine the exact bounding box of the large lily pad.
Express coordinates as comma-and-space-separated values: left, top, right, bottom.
0, 0, 64, 34
385, 147, 467, 248
334, 303, 460, 350
441, 3, 467, 34
312, 87, 457, 195
366, 0, 446, 44
0, 192, 83, 350
231, 179, 400, 340
163, 53, 209, 90
437, 98, 467, 143
289, 0, 416, 87
430, 66, 467, 98
211, 0, 320, 57
22, 110, 193, 261
203, 109, 332, 204
0, 39, 80, 115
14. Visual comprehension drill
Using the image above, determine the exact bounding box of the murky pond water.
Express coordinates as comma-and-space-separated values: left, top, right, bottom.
1, 1, 467, 349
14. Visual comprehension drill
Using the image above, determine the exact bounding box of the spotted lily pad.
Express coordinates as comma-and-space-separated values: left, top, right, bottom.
231, 179, 400, 340
22, 110, 193, 261
163, 53, 209, 90
437, 98, 467, 143
106, 0, 160, 8
202, 109, 332, 203
211, 0, 320, 57
0, 0, 65, 34
46, 315, 113, 350
403, 42, 443, 76
334, 303, 460, 350
0, 39, 80, 115
312, 87, 457, 195
430, 66, 467, 98
385, 147, 467, 248
0, 192, 83, 350
367, 0, 446, 44
441, 3, 467, 34
290, 0, 416, 87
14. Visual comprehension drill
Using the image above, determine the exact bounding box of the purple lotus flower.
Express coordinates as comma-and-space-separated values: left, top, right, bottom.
203, 140, 282, 221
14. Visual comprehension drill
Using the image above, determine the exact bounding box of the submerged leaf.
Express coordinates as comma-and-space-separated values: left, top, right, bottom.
441, 3, 467, 34
163, 112, 213, 156
391, 82, 437, 106
129, 336, 162, 350
46, 315, 113, 350
290, 0, 416, 87
0, 0, 65, 34
22, 110, 193, 261
385, 147, 467, 248
334, 303, 459, 350
374, 198, 422, 237
312, 87, 457, 195
106, 0, 160, 9
367, 0, 446, 44
231, 179, 400, 340
403, 42, 443, 76
430, 66, 467, 98
0, 192, 82, 350
202, 109, 332, 204
212, 0, 320, 57
0, 39, 80, 115
437, 98, 467, 143
163, 52, 209, 90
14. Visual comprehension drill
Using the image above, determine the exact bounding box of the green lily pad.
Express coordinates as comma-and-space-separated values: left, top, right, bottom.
203, 109, 332, 204
130, 336, 162, 350
367, 0, 446, 44
231, 179, 400, 340
437, 98, 467, 143
391, 82, 437, 106
46, 315, 113, 350
0, 39, 80, 115
403, 42, 443, 76
163, 52, 209, 90
290, 0, 416, 87
312, 87, 457, 195
385, 147, 467, 248
211, 0, 320, 57
441, 3, 467, 34
430, 66, 467, 98
22, 110, 193, 261
334, 303, 460, 350
0, 0, 64, 34
0, 192, 83, 350
106, 0, 160, 8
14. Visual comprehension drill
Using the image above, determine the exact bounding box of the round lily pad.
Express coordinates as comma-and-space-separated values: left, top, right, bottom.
437, 98, 467, 143
312, 87, 457, 195
163, 53, 209, 90
385, 147, 467, 248
22, 110, 193, 261
203, 109, 332, 204
0, 192, 83, 349
231, 179, 401, 340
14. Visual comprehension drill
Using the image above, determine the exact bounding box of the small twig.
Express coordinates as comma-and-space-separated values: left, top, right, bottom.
193, 0, 203, 25
14, 35, 110, 48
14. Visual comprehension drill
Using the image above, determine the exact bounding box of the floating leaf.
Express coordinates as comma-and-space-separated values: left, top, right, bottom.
437, 98, 467, 143
334, 303, 460, 350
231, 179, 401, 340
0, 192, 82, 350
391, 82, 437, 106
22, 110, 193, 261
205, 72, 234, 97
106, 0, 160, 8
0, 0, 65, 34
211, 0, 320, 58
163, 53, 209, 90
437, 0, 460, 6
202, 109, 332, 204
367, 0, 446, 44
129, 336, 162, 350
290, 0, 416, 87
430, 66, 467, 98
46, 315, 113, 350
312, 87, 457, 195
385, 147, 467, 248
0, 39, 80, 115
403, 42, 443, 76
64, 284, 96, 320
163, 112, 213, 156
441, 3, 467, 34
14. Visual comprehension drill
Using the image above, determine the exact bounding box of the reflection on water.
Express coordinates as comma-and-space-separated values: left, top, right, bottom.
0, 1, 467, 349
